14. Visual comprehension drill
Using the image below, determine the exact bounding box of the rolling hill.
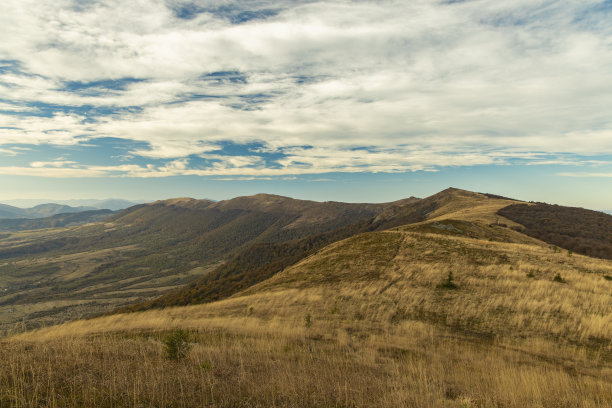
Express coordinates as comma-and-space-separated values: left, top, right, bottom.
117, 188, 530, 312
0, 194, 415, 332
3, 188, 610, 407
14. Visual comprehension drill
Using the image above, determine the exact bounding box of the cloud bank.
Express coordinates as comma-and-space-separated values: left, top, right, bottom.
0, 0, 611, 177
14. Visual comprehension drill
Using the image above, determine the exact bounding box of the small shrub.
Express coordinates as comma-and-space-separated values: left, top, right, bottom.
164, 329, 191, 360
437, 271, 458, 290
567, 250, 573, 257
390, 307, 409, 324
304, 314, 312, 328
553, 273, 566, 283
604, 275, 612, 281
199, 361, 212, 372
330, 306, 340, 314
526, 271, 535, 278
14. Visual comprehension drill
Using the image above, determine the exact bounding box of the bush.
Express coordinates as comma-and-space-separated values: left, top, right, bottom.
164, 329, 191, 360
304, 314, 312, 328
553, 273, 566, 284
604, 275, 612, 281
437, 271, 458, 290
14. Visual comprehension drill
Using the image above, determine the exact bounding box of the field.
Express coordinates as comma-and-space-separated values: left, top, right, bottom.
3, 220, 610, 407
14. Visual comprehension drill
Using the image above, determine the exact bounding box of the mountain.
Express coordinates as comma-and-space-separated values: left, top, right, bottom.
5, 188, 610, 407
24, 203, 98, 218
118, 188, 528, 312
0, 199, 138, 216
0, 203, 25, 219
4, 188, 612, 332
0, 203, 98, 219
0, 194, 416, 331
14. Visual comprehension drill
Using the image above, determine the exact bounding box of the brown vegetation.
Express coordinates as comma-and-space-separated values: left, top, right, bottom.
5, 221, 611, 407
0, 194, 405, 331
116, 188, 521, 312
498, 203, 612, 260
1, 189, 611, 407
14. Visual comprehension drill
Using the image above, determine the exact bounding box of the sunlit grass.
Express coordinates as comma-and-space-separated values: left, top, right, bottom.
4, 224, 611, 407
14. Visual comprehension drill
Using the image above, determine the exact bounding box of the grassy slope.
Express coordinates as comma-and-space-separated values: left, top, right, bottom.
0, 195, 404, 332
116, 188, 519, 312
4, 189, 611, 407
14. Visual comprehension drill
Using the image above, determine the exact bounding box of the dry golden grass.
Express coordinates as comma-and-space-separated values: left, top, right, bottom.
2, 321, 610, 408
2, 194, 611, 407
4, 222, 611, 407
424, 189, 525, 227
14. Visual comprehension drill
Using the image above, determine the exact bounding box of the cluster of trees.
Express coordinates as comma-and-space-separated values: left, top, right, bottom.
498, 203, 612, 260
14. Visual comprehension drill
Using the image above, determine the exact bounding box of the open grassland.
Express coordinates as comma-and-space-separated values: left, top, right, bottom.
4, 226, 611, 407
2, 321, 609, 408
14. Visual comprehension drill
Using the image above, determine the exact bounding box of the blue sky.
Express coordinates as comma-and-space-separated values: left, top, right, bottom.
1, 0, 612, 209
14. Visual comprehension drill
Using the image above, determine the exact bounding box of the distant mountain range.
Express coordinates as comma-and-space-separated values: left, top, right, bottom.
47, 199, 141, 211
0, 203, 96, 219
0, 199, 138, 219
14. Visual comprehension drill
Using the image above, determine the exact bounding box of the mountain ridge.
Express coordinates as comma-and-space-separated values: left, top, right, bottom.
0, 192, 413, 331
114, 187, 527, 312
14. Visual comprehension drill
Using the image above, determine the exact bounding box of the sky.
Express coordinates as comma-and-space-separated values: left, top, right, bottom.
1, 0, 612, 209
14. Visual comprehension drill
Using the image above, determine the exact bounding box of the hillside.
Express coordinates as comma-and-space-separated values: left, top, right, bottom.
119, 188, 528, 311
0, 194, 410, 331
498, 203, 612, 260
5, 189, 611, 407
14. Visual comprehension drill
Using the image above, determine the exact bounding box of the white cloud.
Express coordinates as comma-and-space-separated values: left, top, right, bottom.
0, 148, 19, 156
30, 160, 77, 168
558, 172, 612, 178
0, 0, 611, 176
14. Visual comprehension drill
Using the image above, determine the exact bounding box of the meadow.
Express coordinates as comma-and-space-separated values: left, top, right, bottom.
3, 224, 610, 407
